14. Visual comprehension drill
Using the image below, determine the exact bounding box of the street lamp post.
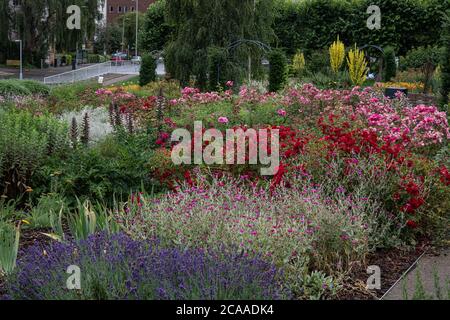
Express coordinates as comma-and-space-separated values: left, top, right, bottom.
15, 40, 23, 80
133, 0, 139, 57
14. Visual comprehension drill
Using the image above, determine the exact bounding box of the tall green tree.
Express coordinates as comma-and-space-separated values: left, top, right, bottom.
9, 0, 104, 65
440, 10, 450, 109
0, 1, 11, 63
164, 0, 275, 88
140, 0, 173, 53
117, 11, 145, 54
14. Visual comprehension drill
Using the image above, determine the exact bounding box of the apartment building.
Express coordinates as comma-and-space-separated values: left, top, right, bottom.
105, 0, 155, 24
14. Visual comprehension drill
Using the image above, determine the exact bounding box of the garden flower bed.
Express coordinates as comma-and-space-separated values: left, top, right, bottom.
1, 79, 448, 301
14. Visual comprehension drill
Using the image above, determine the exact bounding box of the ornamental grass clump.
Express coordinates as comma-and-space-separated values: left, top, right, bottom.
6, 232, 287, 300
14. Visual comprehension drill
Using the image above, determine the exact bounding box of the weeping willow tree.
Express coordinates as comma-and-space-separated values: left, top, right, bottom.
164, 0, 275, 88
10, 0, 103, 66
0, 1, 11, 63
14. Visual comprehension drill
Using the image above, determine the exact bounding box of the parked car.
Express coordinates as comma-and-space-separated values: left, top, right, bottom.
111, 53, 128, 63
131, 56, 142, 64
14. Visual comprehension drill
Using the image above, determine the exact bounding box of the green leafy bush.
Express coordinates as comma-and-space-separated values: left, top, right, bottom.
399, 46, 442, 92
37, 133, 155, 206
139, 54, 157, 87
384, 46, 397, 82
0, 80, 31, 96
20, 80, 50, 96
0, 110, 69, 199
268, 49, 287, 92
207, 46, 229, 91
306, 49, 331, 75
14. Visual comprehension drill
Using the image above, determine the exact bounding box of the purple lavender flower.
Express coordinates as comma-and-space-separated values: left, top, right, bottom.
6, 233, 289, 300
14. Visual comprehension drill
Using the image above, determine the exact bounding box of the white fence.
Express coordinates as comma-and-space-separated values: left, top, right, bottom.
43, 61, 140, 85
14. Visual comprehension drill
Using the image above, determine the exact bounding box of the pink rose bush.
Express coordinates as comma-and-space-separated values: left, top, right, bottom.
282, 84, 449, 148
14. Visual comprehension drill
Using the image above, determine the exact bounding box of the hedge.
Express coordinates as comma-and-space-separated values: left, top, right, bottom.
273, 0, 449, 57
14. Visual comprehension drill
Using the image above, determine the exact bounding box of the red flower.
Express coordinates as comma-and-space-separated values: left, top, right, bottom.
406, 220, 418, 229
439, 166, 450, 186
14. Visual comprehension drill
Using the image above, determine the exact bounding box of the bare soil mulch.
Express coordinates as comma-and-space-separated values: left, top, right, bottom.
336, 241, 429, 300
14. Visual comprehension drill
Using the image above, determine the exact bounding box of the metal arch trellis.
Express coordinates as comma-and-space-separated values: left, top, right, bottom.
359, 45, 385, 82
226, 39, 272, 84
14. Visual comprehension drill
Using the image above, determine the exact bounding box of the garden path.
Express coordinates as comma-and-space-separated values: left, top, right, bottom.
383, 247, 450, 300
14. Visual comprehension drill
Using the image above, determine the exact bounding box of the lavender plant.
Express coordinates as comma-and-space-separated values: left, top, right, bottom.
6, 232, 288, 300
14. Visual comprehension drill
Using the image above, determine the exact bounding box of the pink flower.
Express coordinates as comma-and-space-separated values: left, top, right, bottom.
226, 81, 234, 87
277, 109, 287, 117
218, 116, 229, 124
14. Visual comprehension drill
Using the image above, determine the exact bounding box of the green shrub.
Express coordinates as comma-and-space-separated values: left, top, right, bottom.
0, 80, 31, 96
306, 49, 330, 74
207, 46, 229, 91
384, 46, 397, 82
66, 54, 73, 66
0, 79, 49, 97
400, 46, 442, 92
37, 133, 155, 206
268, 49, 287, 92
0, 109, 69, 200
139, 54, 157, 87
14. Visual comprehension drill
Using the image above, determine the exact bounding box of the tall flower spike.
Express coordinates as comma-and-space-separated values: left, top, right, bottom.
108, 103, 115, 127
157, 87, 166, 133
127, 112, 134, 135
113, 103, 122, 129
81, 112, 90, 146
70, 117, 78, 149
329, 36, 345, 74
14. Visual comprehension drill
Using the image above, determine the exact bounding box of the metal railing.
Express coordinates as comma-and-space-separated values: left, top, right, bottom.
43, 61, 140, 85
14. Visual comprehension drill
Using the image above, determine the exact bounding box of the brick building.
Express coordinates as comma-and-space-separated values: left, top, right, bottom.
105, 0, 156, 24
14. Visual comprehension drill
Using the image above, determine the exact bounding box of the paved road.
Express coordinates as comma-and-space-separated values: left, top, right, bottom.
0, 64, 96, 82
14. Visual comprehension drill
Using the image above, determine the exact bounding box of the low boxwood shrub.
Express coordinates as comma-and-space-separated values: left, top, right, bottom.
6, 232, 288, 300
